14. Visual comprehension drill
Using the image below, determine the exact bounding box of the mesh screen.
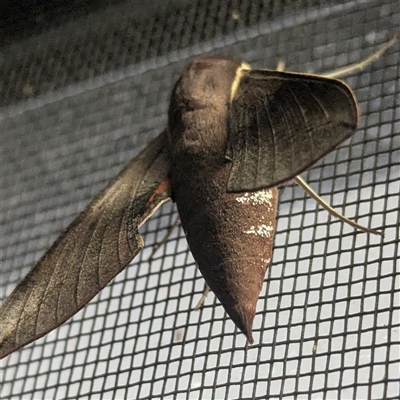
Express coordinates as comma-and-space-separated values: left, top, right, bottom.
1, 0, 399, 399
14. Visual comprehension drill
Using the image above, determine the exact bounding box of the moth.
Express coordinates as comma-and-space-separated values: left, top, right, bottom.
1, 38, 395, 359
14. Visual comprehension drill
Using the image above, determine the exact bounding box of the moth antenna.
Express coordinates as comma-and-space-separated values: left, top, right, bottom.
294, 176, 384, 237
194, 283, 211, 310
322, 35, 398, 79
147, 215, 180, 260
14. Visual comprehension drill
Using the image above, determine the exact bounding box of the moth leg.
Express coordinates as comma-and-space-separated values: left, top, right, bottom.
147, 215, 180, 260
294, 176, 384, 237
194, 283, 211, 310
322, 35, 398, 79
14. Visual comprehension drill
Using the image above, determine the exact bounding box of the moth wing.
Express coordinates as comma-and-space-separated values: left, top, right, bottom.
0, 132, 171, 359
227, 70, 358, 192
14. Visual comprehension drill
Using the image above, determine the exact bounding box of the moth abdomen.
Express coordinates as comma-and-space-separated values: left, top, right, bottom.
172, 155, 278, 341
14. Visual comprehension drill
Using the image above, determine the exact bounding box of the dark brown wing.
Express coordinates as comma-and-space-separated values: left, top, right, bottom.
227, 70, 358, 192
0, 132, 171, 359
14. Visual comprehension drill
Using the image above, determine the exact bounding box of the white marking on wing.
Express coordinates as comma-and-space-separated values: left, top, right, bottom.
243, 223, 274, 238
235, 189, 273, 206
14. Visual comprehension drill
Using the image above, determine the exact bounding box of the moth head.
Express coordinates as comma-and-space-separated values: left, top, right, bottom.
168, 56, 251, 138
170, 56, 248, 111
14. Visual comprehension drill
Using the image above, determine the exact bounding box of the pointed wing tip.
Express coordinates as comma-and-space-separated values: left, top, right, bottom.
0, 334, 17, 359
0, 347, 12, 359
0, 317, 15, 359
0, 318, 44, 359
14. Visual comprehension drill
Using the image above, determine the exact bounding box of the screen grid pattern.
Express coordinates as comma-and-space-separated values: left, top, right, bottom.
1, 1, 399, 399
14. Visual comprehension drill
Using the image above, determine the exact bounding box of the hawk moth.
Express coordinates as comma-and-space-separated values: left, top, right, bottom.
1, 39, 394, 358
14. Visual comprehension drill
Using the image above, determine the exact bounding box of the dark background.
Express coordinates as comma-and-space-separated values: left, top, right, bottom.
1, 1, 399, 399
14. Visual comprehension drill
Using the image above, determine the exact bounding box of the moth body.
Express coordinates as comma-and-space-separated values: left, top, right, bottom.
168, 57, 278, 341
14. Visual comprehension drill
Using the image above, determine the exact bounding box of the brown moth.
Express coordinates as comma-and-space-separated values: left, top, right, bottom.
1, 42, 392, 358
167, 57, 357, 342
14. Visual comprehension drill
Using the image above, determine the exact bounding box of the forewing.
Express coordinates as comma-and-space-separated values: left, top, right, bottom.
0, 132, 171, 358
227, 70, 358, 192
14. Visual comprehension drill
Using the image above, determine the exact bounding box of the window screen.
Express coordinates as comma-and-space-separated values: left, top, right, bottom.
1, 1, 399, 399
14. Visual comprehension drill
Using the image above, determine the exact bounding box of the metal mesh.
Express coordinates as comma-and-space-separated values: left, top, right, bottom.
1, 0, 399, 399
